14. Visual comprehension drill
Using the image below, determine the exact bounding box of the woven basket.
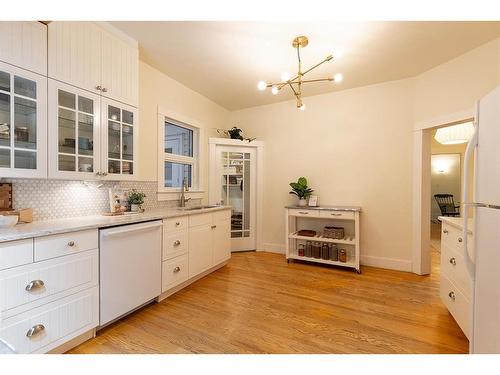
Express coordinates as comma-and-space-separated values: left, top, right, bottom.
323, 226, 344, 239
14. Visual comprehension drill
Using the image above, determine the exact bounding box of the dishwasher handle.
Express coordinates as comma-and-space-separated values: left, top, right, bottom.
101, 221, 163, 238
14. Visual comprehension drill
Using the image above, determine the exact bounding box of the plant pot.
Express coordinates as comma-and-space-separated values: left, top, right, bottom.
131, 204, 141, 212
298, 198, 307, 207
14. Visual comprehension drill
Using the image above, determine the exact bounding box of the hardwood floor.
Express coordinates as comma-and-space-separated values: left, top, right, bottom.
68, 251, 468, 354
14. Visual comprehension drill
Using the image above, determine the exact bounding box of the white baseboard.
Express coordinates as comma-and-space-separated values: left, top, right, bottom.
260, 243, 285, 254
360, 255, 412, 272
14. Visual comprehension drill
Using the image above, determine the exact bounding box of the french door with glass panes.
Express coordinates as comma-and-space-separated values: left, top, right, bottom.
100, 98, 137, 180
48, 79, 101, 180
0, 61, 47, 178
216, 146, 256, 251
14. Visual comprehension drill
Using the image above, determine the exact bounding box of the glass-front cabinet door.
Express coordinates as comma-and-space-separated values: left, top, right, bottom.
48, 79, 101, 179
101, 98, 137, 180
0, 61, 47, 178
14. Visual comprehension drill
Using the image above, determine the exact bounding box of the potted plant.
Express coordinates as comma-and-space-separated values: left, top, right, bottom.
128, 189, 146, 212
289, 177, 314, 206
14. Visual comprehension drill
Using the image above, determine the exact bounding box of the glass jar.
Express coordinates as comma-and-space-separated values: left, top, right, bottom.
339, 249, 347, 263
321, 243, 330, 260
330, 244, 339, 261
305, 241, 313, 257
298, 244, 305, 257
312, 242, 321, 259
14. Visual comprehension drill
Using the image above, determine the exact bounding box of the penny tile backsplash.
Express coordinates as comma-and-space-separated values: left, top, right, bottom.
1, 178, 201, 221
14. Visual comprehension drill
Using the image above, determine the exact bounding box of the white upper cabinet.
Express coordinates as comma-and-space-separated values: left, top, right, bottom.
0, 22, 47, 76
0, 61, 47, 178
48, 22, 102, 96
48, 22, 138, 107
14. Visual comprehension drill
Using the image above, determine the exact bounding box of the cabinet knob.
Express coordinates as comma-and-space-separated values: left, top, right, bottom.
68, 241, 75, 247
26, 324, 45, 338
298, 211, 309, 215
102, 172, 108, 176
175, 222, 180, 226
95, 85, 102, 91
211, 225, 217, 229
25, 280, 45, 292
448, 291, 456, 301
449, 257, 456, 266
102, 87, 108, 93
458, 237, 463, 243
173, 240, 181, 246
173, 266, 181, 273
443, 229, 449, 234
95, 172, 101, 176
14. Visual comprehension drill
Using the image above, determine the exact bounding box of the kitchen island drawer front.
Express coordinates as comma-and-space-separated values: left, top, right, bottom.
164, 217, 189, 232
189, 213, 213, 228
442, 223, 474, 259
288, 209, 320, 218
1, 250, 98, 313
162, 254, 188, 292
441, 244, 473, 300
440, 274, 470, 339
163, 231, 188, 260
34, 229, 98, 262
318, 210, 355, 220
0, 287, 98, 354
0, 239, 33, 271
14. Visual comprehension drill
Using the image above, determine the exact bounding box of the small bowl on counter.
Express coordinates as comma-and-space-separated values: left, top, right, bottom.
0, 215, 19, 228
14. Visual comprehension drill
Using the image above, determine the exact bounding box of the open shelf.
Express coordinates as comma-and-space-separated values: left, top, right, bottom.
289, 231, 355, 245
287, 254, 357, 269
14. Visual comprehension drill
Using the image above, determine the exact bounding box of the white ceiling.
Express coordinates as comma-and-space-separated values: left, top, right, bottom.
111, 21, 500, 110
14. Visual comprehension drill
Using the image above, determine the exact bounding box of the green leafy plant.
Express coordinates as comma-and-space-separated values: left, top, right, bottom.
128, 189, 146, 205
289, 177, 314, 199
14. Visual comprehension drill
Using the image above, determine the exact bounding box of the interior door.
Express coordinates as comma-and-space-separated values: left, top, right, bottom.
215, 146, 256, 251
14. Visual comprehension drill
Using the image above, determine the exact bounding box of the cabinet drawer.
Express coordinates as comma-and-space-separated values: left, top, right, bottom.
0, 286, 99, 354
318, 210, 355, 220
441, 223, 474, 259
213, 209, 231, 222
162, 254, 188, 292
0, 250, 98, 313
163, 231, 188, 260
0, 239, 33, 271
163, 216, 189, 232
441, 244, 473, 300
189, 213, 213, 227
440, 274, 470, 339
34, 229, 98, 262
288, 209, 319, 218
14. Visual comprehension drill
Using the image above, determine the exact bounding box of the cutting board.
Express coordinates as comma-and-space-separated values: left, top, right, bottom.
0, 183, 13, 211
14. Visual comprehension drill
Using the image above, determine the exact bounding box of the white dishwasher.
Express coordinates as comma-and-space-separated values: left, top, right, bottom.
99, 220, 162, 326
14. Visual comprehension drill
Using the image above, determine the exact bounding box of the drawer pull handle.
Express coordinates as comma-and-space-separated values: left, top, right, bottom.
173, 240, 181, 246
173, 266, 181, 273
101, 87, 108, 93
95, 85, 102, 91
458, 237, 463, 243
331, 213, 342, 216
443, 229, 449, 234
25, 280, 45, 292
175, 222, 180, 226
26, 324, 45, 338
449, 257, 456, 266
448, 291, 456, 301
68, 241, 75, 247
211, 225, 217, 229
298, 212, 309, 215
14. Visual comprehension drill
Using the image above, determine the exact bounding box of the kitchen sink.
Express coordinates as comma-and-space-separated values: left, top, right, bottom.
179, 205, 220, 211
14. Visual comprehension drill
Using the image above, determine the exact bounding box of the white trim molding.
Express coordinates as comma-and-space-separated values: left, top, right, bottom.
260, 243, 285, 254
360, 255, 412, 272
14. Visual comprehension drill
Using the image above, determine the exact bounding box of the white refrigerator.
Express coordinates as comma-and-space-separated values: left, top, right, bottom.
462, 85, 500, 353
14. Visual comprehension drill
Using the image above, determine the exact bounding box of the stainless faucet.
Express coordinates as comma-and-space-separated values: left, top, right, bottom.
179, 178, 191, 207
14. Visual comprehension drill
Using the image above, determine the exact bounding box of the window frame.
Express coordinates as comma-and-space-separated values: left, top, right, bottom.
157, 107, 203, 199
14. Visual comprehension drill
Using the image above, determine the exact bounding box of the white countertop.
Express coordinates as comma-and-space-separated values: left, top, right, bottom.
285, 205, 361, 212
0, 206, 232, 243
439, 216, 474, 234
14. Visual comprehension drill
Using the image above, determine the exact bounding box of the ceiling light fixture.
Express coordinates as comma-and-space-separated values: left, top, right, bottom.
434, 122, 475, 145
257, 35, 342, 110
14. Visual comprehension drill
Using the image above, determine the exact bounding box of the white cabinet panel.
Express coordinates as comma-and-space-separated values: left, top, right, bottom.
188, 224, 213, 277
0, 21, 47, 75
48, 22, 102, 95
0, 239, 33, 271
34, 229, 98, 262
101, 30, 138, 107
162, 254, 188, 292
213, 218, 231, 264
0, 61, 47, 178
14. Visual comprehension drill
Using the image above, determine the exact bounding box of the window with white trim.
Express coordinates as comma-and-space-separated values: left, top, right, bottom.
161, 118, 199, 191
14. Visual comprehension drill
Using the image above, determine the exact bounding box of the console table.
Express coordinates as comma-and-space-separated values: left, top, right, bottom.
285, 206, 361, 273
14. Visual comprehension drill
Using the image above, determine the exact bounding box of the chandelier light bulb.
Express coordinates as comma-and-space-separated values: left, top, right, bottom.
299, 103, 306, 111
334, 73, 343, 83
257, 81, 267, 91
333, 49, 343, 59
281, 72, 291, 82
271, 86, 279, 95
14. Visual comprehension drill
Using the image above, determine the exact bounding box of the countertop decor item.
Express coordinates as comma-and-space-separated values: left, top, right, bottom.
0, 183, 13, 211
0, 215, 18, 228
128, 189, 146, 212
289, 177, 313, 206
257, 35, 343, 110
297, 229, 317, 237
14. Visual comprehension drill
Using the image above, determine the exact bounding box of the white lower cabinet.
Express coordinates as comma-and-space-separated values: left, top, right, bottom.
212, 217, 231, 264
188, 224, 213, 278
161, 254, 188, 292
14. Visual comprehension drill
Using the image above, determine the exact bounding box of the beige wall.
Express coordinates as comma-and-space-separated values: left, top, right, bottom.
138, 61, 230, 185
230, 78, 416, 270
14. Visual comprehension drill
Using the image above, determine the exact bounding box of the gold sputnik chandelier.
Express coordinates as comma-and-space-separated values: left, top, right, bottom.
257, 35, 343, 111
